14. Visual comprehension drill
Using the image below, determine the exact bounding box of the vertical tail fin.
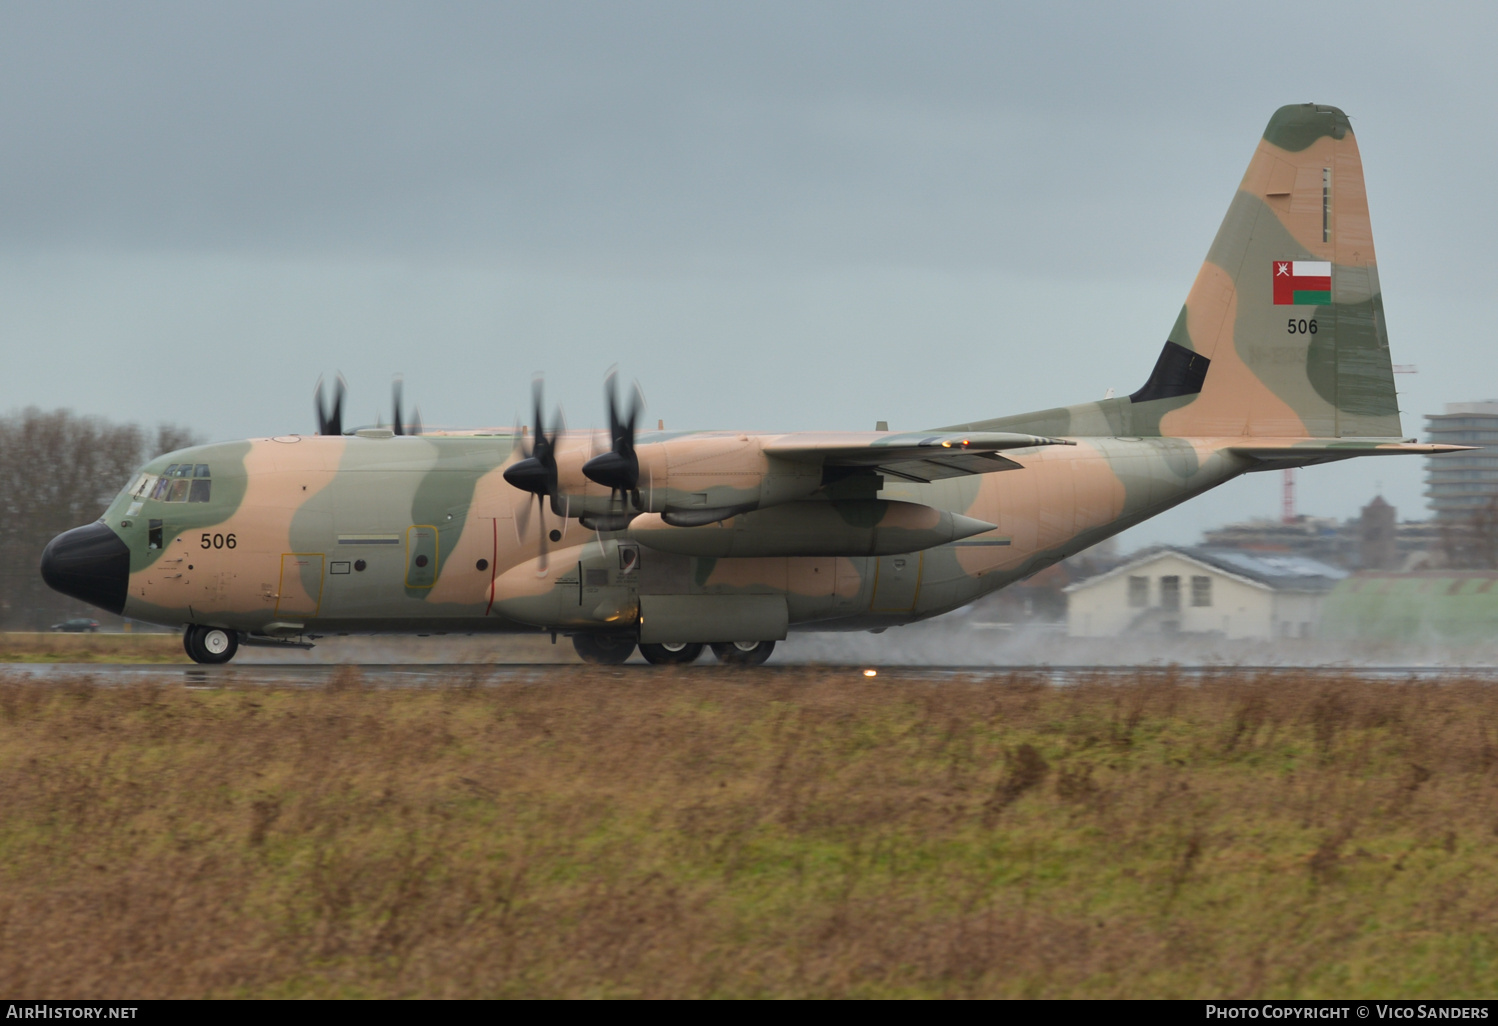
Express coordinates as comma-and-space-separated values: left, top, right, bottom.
1144, 103, 1401, 439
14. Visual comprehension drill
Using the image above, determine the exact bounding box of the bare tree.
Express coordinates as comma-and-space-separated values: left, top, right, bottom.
0, 409, 200, 629
152, 423, 201, 462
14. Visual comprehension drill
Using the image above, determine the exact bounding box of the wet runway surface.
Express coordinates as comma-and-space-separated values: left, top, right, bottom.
10, 662, 1498, 686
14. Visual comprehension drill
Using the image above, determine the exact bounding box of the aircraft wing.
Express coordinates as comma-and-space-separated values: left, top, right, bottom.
764, 431, 1075, 483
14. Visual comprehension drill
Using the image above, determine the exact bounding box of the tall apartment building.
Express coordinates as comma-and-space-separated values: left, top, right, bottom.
1425, 402, 1498, 522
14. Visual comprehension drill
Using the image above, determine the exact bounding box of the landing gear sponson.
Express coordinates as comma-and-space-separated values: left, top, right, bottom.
175, 626, 773, 666
572, 634, 774, 666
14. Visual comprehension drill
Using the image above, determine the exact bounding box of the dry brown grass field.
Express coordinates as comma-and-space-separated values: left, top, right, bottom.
3, 666, 1498, 998
0, 631, 186, 662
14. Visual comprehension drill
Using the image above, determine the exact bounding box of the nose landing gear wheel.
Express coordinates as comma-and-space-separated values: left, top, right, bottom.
184, 625, 240, 665
709, 640, 775, 666
638, 642, 705, 665
572, 633, 636, 665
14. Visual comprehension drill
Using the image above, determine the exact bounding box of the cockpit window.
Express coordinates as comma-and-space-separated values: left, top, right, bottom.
145, 464, 212, 502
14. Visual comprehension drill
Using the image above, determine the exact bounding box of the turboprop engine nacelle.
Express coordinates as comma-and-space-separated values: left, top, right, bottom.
555, 435, 825, 525
628, 500, 997, 558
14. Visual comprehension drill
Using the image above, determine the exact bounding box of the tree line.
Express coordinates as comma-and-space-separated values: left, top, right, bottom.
0, 408, 198, 630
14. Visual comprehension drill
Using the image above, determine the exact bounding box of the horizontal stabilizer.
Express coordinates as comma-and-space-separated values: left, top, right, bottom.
1229, 439, 1474, 470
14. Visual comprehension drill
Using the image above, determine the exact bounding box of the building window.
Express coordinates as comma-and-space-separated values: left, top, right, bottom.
1160, 575, 1181, 612
1191, 575, 1212, 607
1128, 576, 1148, 607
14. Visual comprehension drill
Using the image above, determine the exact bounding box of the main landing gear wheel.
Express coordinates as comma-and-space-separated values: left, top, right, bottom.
184, 625, 239, 665
572, 633, 636, 665
710, 640, 775, 666
638, 642, 705, 665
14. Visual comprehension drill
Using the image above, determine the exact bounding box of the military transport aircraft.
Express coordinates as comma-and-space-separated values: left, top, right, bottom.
41, 104, 1467, 665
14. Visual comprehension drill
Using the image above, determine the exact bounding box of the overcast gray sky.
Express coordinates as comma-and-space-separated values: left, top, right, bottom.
4, 0, 1495, 547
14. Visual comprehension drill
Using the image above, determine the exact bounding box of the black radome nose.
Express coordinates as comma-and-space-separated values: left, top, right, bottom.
40, 522, 131, 616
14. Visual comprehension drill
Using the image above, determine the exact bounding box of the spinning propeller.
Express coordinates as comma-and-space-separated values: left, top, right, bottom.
390, 375, 422, 437
314, 375, 347, 436
582, 368, 645, 514
313, 375, 422, 436
503, 376, 565, 570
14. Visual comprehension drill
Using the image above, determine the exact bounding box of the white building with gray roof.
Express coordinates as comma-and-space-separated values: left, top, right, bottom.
1064, 547, 1349, 640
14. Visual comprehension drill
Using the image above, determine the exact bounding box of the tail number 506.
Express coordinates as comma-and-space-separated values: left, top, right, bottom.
200, 533, 238, 550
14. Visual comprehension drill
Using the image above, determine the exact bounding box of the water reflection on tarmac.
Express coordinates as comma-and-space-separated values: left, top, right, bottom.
9, 662, 1498, 687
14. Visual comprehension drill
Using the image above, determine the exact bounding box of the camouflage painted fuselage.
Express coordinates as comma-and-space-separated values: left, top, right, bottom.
50, 104, 1466, 647
98, 431, 1254, 636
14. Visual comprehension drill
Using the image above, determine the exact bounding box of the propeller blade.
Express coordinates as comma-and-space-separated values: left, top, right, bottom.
604, 366, 621, 445
547, 407, 569, 518
582, 368, 643, 503
314, 374, 346, 436
625, 378, 644, 438
531, 374, 545, 445
392, 376, 405, 436
515, 490, 532, 537
505, 374, 566, 571
536, 501, 548, 573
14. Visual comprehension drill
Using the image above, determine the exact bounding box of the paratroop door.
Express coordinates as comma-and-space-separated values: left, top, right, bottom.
870, 553, 922, 612
276, 554, 324, 617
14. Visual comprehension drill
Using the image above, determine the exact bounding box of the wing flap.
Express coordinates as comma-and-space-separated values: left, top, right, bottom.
878, 451, 1026, 482
765, 431, 1073, 480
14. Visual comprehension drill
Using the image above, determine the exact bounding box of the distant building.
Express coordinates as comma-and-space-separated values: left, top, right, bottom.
1201, 497, 1440, 572
1065, 547, 1347, 640
1425, 402, 1498, 523
1201, 515, 1350, 566
1359, 495, 1398, 570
